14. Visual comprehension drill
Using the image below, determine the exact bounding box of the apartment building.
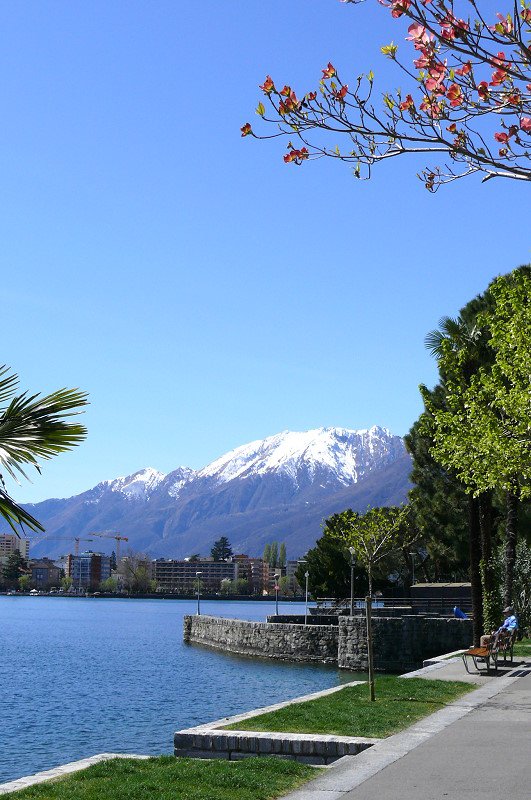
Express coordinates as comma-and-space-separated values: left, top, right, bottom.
0, 534, 30, 564
66, 551, 112, 591
29, 558, 62, 590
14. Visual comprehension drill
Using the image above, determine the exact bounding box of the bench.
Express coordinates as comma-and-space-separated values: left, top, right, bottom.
462, 629, 517, 675
498, 628, 517, 662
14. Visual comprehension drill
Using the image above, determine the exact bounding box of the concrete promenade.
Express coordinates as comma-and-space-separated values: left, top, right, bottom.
280, 657, 531, 800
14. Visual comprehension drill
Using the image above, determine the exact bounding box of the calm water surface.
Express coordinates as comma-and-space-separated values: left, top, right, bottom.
0, 596, 357, 783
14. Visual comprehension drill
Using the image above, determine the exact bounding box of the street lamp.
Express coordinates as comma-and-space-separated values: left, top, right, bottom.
196, 571, 202, 615
349, 546, 356, 616
409, 553, 417, 587
274, 573, 280, 616
304, 571, 309, 625
298, 559, 310, 625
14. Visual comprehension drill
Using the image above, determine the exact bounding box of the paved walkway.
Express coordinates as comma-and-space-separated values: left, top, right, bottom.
281, 657, 531, 800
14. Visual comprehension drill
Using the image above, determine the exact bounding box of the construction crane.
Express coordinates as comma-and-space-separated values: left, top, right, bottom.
38, 536, 94, 556
89, 532, 129, 562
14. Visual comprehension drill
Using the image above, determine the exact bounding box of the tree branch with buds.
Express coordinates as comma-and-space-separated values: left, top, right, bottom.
241, 0, 531, 190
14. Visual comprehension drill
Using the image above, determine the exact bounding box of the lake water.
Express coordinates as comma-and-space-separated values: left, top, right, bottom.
0, 596, 357, 783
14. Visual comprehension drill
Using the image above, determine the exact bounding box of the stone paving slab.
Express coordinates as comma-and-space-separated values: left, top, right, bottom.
0, 753, 149, 796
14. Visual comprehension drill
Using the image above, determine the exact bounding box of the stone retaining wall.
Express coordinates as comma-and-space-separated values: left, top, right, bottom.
183, 615, 339, 663
338, 615, 473, 672
183, 614, 472, 672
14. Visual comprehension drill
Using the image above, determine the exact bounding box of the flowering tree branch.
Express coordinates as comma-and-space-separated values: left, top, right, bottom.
241, 0, 531, 190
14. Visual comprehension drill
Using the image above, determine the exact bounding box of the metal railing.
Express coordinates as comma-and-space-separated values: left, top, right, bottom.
312, 596, 473, 616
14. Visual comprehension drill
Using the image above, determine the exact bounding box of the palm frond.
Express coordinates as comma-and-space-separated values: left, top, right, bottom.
0, 365, 20, 405
0, 487, 44, 534
0, 388, 89, 482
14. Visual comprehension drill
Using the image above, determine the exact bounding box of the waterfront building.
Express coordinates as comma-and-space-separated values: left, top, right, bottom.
66, 551, 112, 591
153, 555, 267, 593
29, 558, 62, 590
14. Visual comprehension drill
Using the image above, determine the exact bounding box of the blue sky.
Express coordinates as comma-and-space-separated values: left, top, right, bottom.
1, 1, 528, 503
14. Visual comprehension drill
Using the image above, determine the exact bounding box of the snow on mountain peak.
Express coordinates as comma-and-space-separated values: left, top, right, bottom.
198, 426, 404, 487
105, 467, 167, 500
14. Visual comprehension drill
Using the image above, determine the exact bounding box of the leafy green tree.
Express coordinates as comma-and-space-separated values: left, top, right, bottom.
233, 578, 249, 595
421, 289, 503, 640
61, 575, 73, 591
210, 536, 233, 562
269, 542, 279, 568
405, 390, 470, 582
100, 576, 119, 593
426, 266, 531, 629
298, 512, 368, 598
220, 578, 232, 595
330, 506, 416, 598
278, 574, 301, 597
0, 365, 88, 533
327, 505, 416, 701
263, 543, 271, 565
18, 573, 32, 591
278, 543, 287, 568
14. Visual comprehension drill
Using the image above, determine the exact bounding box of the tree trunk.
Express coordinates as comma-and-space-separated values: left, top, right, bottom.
468, 495, 483, 646
365, 595, 375, 701
504, 489, 518, 608
478, 490, 500, 634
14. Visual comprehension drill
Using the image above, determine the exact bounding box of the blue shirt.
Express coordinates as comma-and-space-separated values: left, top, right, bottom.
497, 615, 518, 634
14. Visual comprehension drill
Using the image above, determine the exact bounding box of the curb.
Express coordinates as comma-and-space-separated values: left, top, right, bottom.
174, 678, 373, 765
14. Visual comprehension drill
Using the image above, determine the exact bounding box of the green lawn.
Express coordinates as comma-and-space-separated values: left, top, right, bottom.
513, 636, 531, 658
1, 757, 317, 800
224, 676, 473, 738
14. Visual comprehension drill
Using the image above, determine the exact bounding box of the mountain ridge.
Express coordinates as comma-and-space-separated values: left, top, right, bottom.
26, 426, 412, 559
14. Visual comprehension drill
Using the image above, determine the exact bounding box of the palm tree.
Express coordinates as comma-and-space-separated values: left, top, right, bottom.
424, 308, 496, 644
0, 364, 88, 534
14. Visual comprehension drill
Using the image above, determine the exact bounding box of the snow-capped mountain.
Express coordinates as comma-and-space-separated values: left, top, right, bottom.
199, 426, 404, 487
26, 426, 412, 559
102, 468, 167, 499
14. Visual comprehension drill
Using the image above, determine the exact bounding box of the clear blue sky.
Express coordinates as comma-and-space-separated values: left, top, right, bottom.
1, 1, 528, 503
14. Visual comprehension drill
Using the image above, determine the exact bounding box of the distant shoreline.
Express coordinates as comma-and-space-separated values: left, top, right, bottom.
0, 591, 305, 602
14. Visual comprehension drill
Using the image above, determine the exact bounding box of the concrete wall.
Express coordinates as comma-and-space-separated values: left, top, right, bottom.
183, 614, 472, 672
338, 616, 473, 673
183, 615, 339, 664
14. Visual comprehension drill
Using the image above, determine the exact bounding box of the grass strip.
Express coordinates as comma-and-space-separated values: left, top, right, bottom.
512, 637, 531, 658
224, 676, 473, 738
1, 756, 317, 800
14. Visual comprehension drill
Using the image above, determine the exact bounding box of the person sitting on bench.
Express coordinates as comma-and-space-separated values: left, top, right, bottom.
480, 606, 518, 648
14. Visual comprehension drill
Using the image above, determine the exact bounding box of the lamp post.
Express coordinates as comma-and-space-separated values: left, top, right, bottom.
304, 571, 309, 625
196, 571, 202, 615
298, 559, 310, 625
409, 552, 417, 587
349, 546, 356, 616
274, 573, 280, 616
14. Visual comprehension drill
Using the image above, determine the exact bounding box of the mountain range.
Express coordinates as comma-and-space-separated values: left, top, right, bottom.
26, 426, 413, 559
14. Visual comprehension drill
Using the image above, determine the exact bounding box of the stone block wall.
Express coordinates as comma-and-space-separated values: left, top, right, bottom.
183, 614, 472, 672
173, 729, 375, 765
338, 615, 473, 672
183, 615, 339, 664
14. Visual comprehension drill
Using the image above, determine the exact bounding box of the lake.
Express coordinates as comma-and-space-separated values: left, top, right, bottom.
0, 596, 357, 783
